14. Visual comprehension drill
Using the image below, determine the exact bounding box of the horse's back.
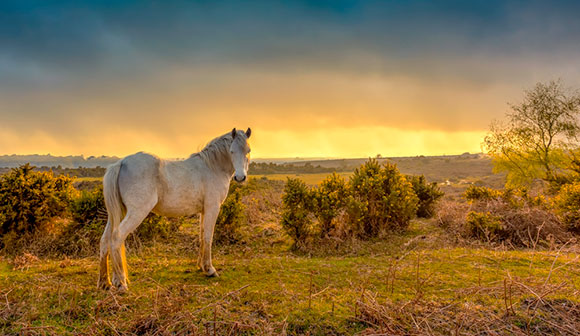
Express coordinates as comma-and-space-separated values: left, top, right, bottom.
117, 152, 163, 209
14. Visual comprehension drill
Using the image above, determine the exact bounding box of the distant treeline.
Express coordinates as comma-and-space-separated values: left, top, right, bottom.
0, 166, 106, 178
0, 154, 119, 168
36, 166, 107, 178
248, 162, 349, 174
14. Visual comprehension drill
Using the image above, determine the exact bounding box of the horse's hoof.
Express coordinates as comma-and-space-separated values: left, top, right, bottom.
97, 279, 112, 290
116, 284, 129, 293
206, 267, 219, 277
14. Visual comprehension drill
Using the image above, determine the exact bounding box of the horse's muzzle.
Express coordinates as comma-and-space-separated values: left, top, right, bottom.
234, 175, 247, 183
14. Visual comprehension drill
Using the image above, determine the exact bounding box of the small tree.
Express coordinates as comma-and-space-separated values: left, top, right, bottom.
483, 80, 580, 187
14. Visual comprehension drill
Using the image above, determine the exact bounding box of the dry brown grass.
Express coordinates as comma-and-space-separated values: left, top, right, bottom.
355, 291, 580, 335
354, 248, 580, 335
437, 199, 574, 248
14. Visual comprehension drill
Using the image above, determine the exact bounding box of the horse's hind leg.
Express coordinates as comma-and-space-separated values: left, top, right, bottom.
98, 220, 112, 290
110, 204, 154, 292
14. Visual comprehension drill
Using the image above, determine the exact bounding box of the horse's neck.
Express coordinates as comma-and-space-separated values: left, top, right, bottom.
216, 159, 235, 177
186, 152, 234, 178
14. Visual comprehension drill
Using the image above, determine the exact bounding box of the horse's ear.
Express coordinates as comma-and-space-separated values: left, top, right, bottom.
231, 128, 237, 139
246, 128, 251, 138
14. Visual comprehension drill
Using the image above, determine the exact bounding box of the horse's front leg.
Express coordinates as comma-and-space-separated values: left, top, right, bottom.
200, 206, 219, 277
197, 213, 205, 271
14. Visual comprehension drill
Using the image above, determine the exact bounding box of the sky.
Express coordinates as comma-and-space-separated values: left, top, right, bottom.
1, 0, 580, 158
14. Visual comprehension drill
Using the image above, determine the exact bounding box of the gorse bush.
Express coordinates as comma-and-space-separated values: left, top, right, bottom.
53, 186, 107, 256
407, 175, 444, 218
69, 185, 105, 226
0, 164, 75, 238
464, 185, 537, 209
135, 214, 182, 242
554, 181, 580, 233
312, 173, 348, 237
350, 160, 418, 236
464, 185, 502, 202
214, 183, 245, 244
281, 178, 313, 244
465, 211, 503, 241
281, 160, 430, 246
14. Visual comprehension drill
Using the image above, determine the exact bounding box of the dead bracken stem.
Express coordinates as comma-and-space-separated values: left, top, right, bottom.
415, 252, 421, 296
503, 278, 510, 316
213, 305, 217, 336
308, 270, 313, 310
508, 279, 514, 315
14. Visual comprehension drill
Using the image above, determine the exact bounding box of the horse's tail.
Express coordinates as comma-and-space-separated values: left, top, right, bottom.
103, 160, 125, 238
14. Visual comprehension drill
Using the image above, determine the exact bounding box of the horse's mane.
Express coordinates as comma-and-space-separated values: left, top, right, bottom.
190, 132, 233, 171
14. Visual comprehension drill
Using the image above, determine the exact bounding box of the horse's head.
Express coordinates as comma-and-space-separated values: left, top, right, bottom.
230, 127, 251, 182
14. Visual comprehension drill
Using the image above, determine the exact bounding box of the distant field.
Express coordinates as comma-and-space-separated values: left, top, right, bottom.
75, 177, 102, 182
250, 172, 353, 185
250, 154, 505, 197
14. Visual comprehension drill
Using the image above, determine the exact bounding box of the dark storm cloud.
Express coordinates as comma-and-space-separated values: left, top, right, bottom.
2, 0, 580, 81
1, 1, 580, 156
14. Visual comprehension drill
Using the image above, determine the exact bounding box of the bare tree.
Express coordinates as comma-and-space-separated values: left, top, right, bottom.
483, 80, 580, 186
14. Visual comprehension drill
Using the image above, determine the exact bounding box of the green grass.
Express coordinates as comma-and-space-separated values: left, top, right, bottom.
1, 219, 578, 335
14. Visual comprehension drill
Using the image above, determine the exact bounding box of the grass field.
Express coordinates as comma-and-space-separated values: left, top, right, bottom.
2, 160, 576, 335
1, 218, 579, 335
75, 177, 103, 182
249, 172, 353, 185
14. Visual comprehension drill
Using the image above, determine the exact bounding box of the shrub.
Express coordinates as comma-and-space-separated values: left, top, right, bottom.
464, 185, 532, 209
0, 164, 75, 238
281, 178, 313, 245
214, 183, 245, 244
349, 160, 418, 236
465, 211, 503, 241
554, 181, 580, 233
464, 185, 502, 202
439, 198, 572, 248
311, 173, 349, 236
135, 214, 182, 242
51, 186, 108, 256
69, 185, 105, 226
407, 175, 444, 218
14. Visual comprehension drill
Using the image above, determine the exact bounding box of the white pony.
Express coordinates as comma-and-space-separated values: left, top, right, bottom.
98, 128, 251, 291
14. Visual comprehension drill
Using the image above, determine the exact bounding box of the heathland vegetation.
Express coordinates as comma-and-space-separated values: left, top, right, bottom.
1, 81, 580, 335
